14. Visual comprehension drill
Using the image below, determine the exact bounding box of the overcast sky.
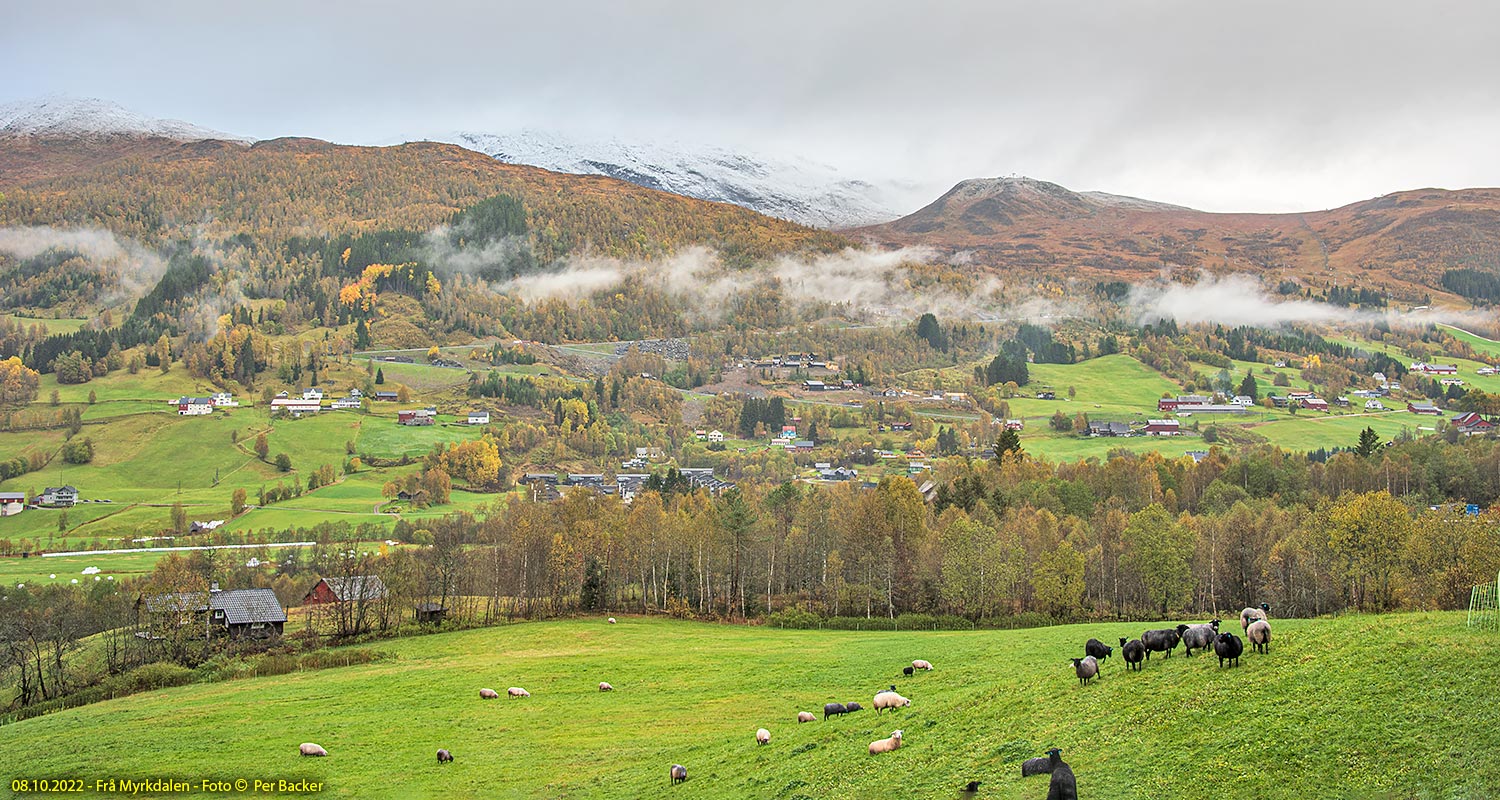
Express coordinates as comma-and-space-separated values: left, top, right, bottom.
5, 1, 1500, 213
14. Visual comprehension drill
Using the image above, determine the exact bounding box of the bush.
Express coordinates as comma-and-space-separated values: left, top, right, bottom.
766, 608, 822, 629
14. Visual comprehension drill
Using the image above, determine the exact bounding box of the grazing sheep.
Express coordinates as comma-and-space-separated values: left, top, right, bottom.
797, 711, 815, 723
1214, 631, 1244, 667
608, 617, 617, 624
599, 682, 613, 692
670, 764, 687, 785
299, 743, 327, 757
1141, 628, 1181, 659
1240, 602, 1270, 631
1070, 655, 1099, 686
1177, 620, 1221, 657
479, 688, 499, 699
1119, 637, 1146, 672
756, 728, 771, 745
1045, 748, 1077, 800
1247, 618, 1271, 654
508, 687, 530, 698
844, 701, 864, 713
823, 702, 847, 720
873, 690, 911, 713
1021, 751, 1057, 777
437, 749, 453, 764
912, 659, 934, 670
1084, 638, 1113, 662
868, 729, 904, 755
960, 779, 982, 795
903, 666, 915, 677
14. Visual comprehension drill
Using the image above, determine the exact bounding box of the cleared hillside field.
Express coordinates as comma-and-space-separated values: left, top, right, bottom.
1, 614, 1494, 799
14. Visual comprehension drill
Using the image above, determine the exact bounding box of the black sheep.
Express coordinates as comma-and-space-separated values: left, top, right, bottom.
436, 749, 453, 764
958, 779, 982, 797
1084, 638, 1112, 662
823, 702, 847, 720
844, 701, 864, 713
1141, 628, 1181, 659
1214, 631, 1244, 667
903, 666, 915, 677
1119, 636, 1146, 671
1045, 749, 1077, 800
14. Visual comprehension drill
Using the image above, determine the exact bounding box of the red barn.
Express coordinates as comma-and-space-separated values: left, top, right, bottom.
303, 575, 388, 606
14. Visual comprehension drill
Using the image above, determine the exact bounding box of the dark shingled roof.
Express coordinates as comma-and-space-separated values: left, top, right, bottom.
321, 575, 388, 602
211, 588, 287, 625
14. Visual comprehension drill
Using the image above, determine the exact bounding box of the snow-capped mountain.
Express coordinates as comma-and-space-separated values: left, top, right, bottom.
436, 129, 905, 229
0, 96, 250, 142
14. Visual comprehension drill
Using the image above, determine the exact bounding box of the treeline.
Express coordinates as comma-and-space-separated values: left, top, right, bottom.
1442, 269, 1500, 303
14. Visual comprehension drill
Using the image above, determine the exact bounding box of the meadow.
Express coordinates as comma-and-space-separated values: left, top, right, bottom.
0, 613, 1494, 799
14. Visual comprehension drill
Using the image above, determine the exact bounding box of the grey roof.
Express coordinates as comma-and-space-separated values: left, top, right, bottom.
320, 575, 388, 602
211, 589, 287, 625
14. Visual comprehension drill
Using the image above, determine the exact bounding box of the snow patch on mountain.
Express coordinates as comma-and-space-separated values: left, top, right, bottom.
434, 129, 904, 229
0, 96, 250, 143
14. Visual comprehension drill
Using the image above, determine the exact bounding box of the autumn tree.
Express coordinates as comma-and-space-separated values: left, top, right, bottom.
1324, 491, 1412, 611
1121, 504, 1195, 614
255, 432, 269, 460
231, 488, 248, 516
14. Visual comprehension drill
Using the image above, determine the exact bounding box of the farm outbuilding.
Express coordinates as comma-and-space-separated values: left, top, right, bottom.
303, 575, 389, 606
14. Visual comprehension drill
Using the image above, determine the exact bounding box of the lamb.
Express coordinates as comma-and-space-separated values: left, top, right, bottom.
1240, 602, 1270, 631
961, 780, 982, 794
1177, 620, 1221, 657
873, 690, 911, 713
608, 617, 617, 624
823, 702, 847, 720
479, 688, 499, 699
868, 729, 904, 754
670, 764, 687, 785
1247, 618, 1271, 654
1214, 631, 1244, 667
1141, 628, 1181, 659
903, 666, 915, 677
1119, 637, 1146, 672
299, 743, 327, 757
599, 682, 613, 692
843, 702, 864, 713
436, 749, 453, 764
1084, 638, 1113, 662
912, 659, 933, 670
1045, 748, 1077, 800
508, 687, 530, 698
797, 711, 816, 723
756, 728, 771, 745
1070, 655, 1099, 686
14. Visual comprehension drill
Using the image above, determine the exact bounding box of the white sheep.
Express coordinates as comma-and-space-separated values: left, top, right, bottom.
299, 743, 327, 757
608, 617, 617, 624
912, 659, 933, 670
873, 690, 911, 713
756, 728, 771, 745
599, 682, 614, 692
797, 711, 815, 723
868, 730, 904, 754
1241, 602, 1270, 631
1247, 618, 1271, 654
508, 687, 530, 698
479, 688, 499, 699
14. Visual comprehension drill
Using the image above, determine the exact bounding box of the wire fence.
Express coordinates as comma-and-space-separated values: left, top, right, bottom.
1467, 571, 1500, 631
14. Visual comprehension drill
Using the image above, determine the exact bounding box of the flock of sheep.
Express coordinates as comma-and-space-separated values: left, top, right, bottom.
1073, 603, 1274, 686
291, 606, 1275, 794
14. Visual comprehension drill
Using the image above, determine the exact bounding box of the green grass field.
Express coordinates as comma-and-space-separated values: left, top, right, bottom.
1440, 324, 1500, 360
0, 314, 89, 334
0, 613, 1494, 799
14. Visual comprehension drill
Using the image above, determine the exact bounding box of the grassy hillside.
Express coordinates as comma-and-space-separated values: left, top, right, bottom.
2, 614, 1494, 799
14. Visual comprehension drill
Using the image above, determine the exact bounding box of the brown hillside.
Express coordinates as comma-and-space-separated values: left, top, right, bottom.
0, 136, 847, 262
855, 176, 1500, 301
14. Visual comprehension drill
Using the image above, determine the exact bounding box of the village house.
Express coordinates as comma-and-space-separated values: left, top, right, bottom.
818, 466, 858, 481
1301, 398, 1329, 412
803, 379, 827, 391
177, 396, 214, 416
270, 397, 321, 415
1365, 399, 1385, 411
374, 391, 399, 402
302, 387, 325, 401
891, 421, 913, 432
1004, 419, 1024, 431
142, 585, 287, 640
792, 439, 815, 452
1176, 403, 1250, 415
1450, 412, 1496, 436
1143, 419, 1181, 436
398, 409, 435, 426
1411, 362, 1459, 375
1231, 395, 1255, 406
210, 392, 238, 407
40, 485, 78, 507
303, 575, 389, 606
1407, 401, 1443, 416
694, 429, 707, 440
707, 430, 724, 443
1036, 390, 1056, 400
770, 436, 792, 448
1441, 378, 1465, 387
1087, 421, 1131, 437
0, 492, 25, 516
331, 395, 362, 410
467, 410, 491, 425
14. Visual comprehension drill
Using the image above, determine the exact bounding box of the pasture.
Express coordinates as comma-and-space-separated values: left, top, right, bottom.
1, 613, 1494, 799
